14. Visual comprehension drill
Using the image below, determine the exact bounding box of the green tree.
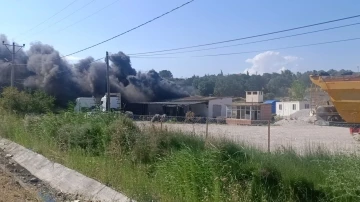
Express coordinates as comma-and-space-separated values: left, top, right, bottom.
198, 80, 215, 96
159, 70, 173, 79
214, 75, 244, 97
290, 80, 306, 100
264, 93, 275, 100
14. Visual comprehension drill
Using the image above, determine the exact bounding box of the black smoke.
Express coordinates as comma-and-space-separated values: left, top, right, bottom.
0, 34, 189, 106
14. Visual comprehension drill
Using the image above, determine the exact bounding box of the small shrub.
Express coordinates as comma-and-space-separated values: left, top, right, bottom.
290, 178, 327, 202
251, 166, 283, 201
56, 123, 106, 155
106, 117, 139, 156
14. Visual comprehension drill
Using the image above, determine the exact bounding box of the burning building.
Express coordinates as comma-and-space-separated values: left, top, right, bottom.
126, 96, 232, 118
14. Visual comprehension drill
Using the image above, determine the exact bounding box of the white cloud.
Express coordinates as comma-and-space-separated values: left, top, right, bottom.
244, 51, 301, 75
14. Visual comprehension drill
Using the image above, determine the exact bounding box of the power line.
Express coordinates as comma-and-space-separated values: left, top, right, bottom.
21, 0, 96, 40
14, 0, 79, 39
128, 37, 360, 59
55, 0, 121, 34
61, 0, 195, 58
128, 22, 360, 56
195, 37, 360, 57
93, 57, 105, 62
128, 14, 360, 55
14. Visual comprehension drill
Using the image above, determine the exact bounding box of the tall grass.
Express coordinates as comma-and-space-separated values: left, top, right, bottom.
0, 110, 359, 202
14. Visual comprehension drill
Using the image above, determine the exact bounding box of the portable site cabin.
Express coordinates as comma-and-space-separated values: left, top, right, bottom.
276, 101, 310, 117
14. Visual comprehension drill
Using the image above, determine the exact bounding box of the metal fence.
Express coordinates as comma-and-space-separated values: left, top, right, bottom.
67, 111, 360, 155
125, 114, 360, 155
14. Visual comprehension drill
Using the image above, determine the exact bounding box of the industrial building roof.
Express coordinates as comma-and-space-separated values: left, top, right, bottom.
130, 96, 231, 105
167, 96, 220, 102
132, 101, 207, 105
226, 102, 266, 106
264, 100, 278, 104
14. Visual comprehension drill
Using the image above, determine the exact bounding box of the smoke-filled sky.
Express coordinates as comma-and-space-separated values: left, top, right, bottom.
0, 34, 188, 106
1, 0, 360, 77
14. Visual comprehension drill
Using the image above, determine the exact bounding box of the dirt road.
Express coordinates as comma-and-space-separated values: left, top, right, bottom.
0, 168, 39, 202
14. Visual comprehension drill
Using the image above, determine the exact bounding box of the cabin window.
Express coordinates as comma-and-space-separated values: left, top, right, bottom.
253, 91, 257, 95
247, 92, 251, 95
305, 104, 310, 109
279, 104, 282, 110
292, 104, 297, 110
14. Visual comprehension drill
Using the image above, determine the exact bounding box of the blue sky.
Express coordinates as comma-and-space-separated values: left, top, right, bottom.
1, 0, 360, 77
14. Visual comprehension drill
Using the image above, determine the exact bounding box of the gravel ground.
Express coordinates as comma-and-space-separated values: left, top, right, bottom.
0, 169, 39, 202
136, 120, 360, 154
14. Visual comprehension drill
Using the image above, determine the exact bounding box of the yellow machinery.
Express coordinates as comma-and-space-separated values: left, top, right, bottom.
309, 82, 344, 122
309, 74, 360, 124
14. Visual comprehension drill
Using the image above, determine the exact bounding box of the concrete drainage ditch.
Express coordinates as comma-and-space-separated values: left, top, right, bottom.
0, 138, 133, 202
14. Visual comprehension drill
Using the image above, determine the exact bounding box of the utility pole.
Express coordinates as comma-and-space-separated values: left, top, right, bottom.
105, 51, 110, 112
2, 41, 25, 87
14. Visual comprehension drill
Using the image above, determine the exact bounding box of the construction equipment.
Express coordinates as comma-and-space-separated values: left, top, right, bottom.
312, 105, 344, 122
309, 83, 344, 123
309, 73, 360, 134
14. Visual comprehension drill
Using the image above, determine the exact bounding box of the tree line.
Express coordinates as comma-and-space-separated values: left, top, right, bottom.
159, 69, 355, 100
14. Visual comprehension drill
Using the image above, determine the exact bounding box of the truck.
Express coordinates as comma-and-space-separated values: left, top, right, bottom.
74, 93, 121, 112
99, 93, 121, 112
74, 97, 97, 112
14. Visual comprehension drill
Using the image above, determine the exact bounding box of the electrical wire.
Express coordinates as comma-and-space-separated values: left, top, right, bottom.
128, 22, 360, 56
14, 0, 79, 39
55, 0, 121, 34
21, 0, 97, 40
128, 37, 360, 59
127, 14, 360, 55
61, 0, 195, 58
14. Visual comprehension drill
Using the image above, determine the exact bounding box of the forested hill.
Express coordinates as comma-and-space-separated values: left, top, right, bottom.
159, 69, 356, 100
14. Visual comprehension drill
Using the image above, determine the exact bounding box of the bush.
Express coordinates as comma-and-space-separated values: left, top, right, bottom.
106, 117, 140, 156
290, 178, 327, 202
0, 87, 54, 114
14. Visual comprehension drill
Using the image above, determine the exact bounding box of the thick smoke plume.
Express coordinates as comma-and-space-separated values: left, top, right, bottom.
0, 34, 188, 106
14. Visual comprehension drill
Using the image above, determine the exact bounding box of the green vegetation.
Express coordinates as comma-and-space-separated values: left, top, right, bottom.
0, 87, 55, 114
290, 80, 307, 101
0, 88, 360, 202
169, 69, 354, 98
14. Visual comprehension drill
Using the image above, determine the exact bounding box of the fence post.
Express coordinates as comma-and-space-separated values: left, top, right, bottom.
205, 117, 209, 141
267, 119, 271, 153
160, 118, 163, 131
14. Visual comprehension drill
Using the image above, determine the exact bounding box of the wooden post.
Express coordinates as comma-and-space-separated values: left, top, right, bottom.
268, 119, 271, 153
205, 118, 209, 140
